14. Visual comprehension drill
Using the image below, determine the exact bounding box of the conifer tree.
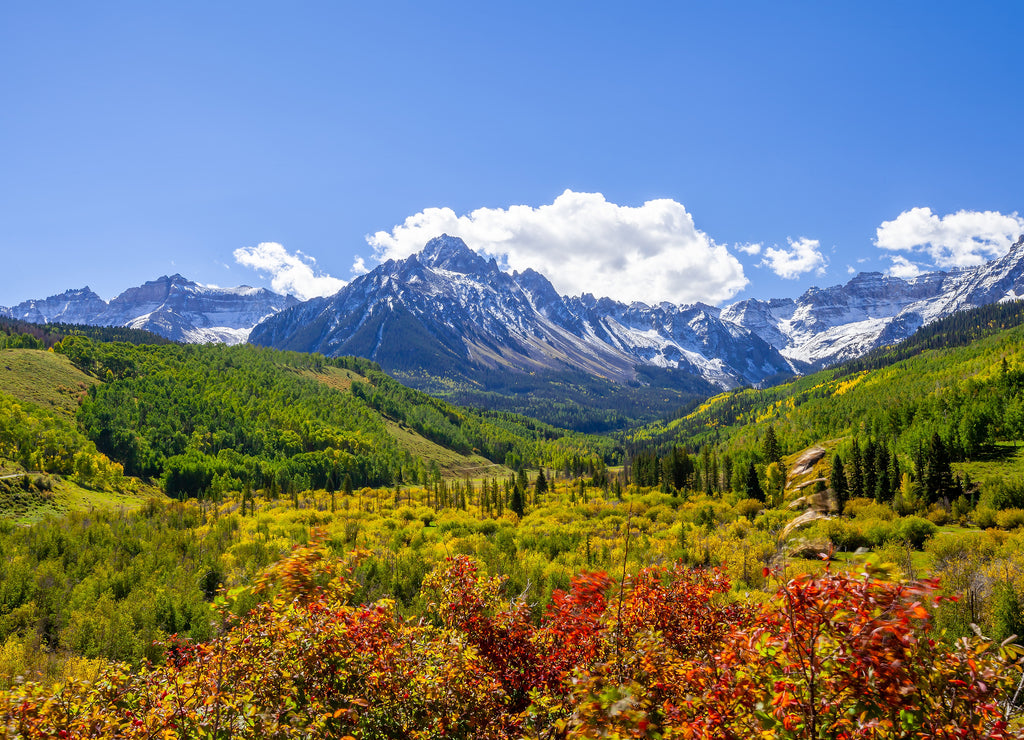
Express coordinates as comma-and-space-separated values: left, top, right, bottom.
762, 425, 782, 467
848, 439, 863, 499
510, 483, 525, 517
924, 432, 954, 504
744, 460, 764, 502
831, 454, 848, 513
863, 438, 878, 499
535, 468, 548, 498
873, 444, 891, 502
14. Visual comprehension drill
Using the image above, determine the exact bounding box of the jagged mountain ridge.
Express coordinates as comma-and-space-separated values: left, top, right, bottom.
6, 233, 1024, 391
0, 274, 297, 344
722, 234, 1024, 368
249, 235, 794, 389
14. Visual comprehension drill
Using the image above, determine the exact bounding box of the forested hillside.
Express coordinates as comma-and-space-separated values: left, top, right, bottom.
627, 302, 1024, 509
56, 337, 616, 495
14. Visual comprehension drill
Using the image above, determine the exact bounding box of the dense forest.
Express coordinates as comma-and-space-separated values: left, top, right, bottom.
394, 364, 717, 434
0, 337, 616, 502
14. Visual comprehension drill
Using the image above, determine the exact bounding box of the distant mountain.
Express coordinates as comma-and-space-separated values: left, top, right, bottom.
8, 232, 1024, 409
722, 235, 1024, 368
0, 275, 297, 344
249, 234, 794, 390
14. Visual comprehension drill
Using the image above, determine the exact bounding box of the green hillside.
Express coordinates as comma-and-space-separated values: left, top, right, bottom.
0, 348, 98, 415
627, 303, 1024, 517
0, 350, 155, 522
13, 337, 617, 501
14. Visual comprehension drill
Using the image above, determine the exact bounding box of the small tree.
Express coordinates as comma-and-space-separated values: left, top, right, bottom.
744, 460, 764, 502
535, 468, 548, 497
830, 454, 848, 513
510, 484, 525, 518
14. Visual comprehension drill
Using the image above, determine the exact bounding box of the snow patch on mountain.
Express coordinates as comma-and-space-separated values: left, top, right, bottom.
1, 275, 297, 344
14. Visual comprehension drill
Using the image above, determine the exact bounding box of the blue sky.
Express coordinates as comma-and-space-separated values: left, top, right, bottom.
2, 2, 1022, 306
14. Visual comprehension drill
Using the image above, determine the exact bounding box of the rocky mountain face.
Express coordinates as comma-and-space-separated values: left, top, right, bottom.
0, 275, 297, 344
249, 235, 794, 389
7, 233, 1024, 392
722, 234, 1024, 368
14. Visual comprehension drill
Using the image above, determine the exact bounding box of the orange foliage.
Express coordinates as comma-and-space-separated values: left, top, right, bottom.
2, 543, 1021, 739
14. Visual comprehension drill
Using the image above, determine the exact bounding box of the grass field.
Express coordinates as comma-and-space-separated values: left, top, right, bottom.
0, 349, 98, 415
0, 471, 161, 525
955, 442, 1024, 488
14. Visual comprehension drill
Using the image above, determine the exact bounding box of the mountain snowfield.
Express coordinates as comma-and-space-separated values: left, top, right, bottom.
4, 234, 1024, 390
248, 235, 793, 389
0, 274, 297, 344
723, 234, 1024, 367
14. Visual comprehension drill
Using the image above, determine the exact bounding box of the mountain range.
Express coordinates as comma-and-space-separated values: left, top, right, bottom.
0, 274, 297, 344
5, 233, 1024, 396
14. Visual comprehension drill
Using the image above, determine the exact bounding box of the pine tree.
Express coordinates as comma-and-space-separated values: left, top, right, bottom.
863, 438, 878, 499
848, 439, 863, 499
831, 454, 848, 513
874, 444, 891, 502
744, 460, 764, 502
510, 484, 525, 517
762, 425, 782, 466
924, 432, 955, 504
535, 468, 548, 497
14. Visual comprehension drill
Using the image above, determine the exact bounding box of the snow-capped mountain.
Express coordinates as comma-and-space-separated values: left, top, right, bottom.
722, 234, 1024, 368
0, 275, 298, 344
7, 232, 1024, 390
249, 235, 794, 389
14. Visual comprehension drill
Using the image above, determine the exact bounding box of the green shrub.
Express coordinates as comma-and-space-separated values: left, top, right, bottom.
925, 504, 949, 526
844, 497, 895, 521
995, 508, 1024, 531
974, 505, 998, 529
891, 516, 938, 549
735, 498, 763, 521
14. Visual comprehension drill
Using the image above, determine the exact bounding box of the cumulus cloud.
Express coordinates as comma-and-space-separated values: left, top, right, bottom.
886, 255, 925, 279
233, 242, 346, 300
876, 207, 1024, 269
736, 242, 762, 255
759, 237, 827, 279
364, 190, 748, 305
351, 256, 369, 276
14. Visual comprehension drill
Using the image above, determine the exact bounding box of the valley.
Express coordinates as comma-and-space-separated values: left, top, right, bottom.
2, 294, 1024, 735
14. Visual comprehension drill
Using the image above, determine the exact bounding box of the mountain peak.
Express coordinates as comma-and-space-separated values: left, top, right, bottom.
419, 234, 487, 273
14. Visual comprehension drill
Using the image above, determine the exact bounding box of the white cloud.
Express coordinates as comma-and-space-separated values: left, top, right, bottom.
736, 242, 762, 255
364, 190, 748, 305
351, 256, 369, 275
847, 266, 857, 275
885, 255, 925, 279
233, 242, 346, 300
759, 237, 827, 279
876, 207, 1024, 269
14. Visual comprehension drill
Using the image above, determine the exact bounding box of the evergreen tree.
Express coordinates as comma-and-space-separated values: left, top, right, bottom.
863, 438, 878, 500
830, 454, 848, 513
762, 425, 782, 467
516, 467, 529, 493
924, 432, 955, 504
848, 439, 863, 499
534, 468, 548, 497
874, 444, 891, 502
510, 484, 525, 517
744, 460, 764, 502
701, 445, 713, 496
